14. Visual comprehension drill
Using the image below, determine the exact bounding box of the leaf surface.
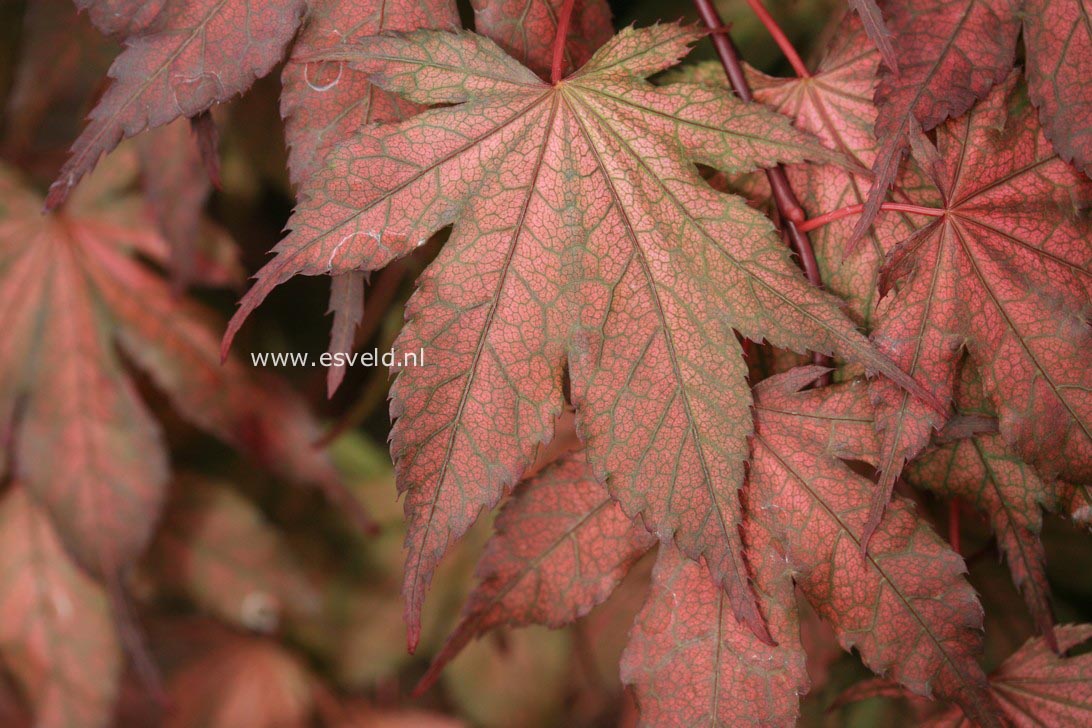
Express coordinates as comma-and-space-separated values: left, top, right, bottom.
420, 450, 653, 690
47, 0, 307, 207
224, 24, 937, 648
924, 625, 1092, 726
1023, 0, 1092, 176
749, 368, 995, 725
621, 536, 806, 726
867, 74, 1092, 537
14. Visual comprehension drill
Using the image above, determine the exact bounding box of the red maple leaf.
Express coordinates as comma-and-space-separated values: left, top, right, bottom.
866, 73, 1092, 541
747, 368, 995, 725
222, 24, 941, 650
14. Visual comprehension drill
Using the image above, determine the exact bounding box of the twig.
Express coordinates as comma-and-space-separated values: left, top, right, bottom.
693, 0, 831, 374
743, 0, 810, 78
799, 201, 944, 233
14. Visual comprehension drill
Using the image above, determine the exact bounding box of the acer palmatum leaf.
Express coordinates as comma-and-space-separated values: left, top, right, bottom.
471, 0, 613, 79
0, 487, 121, 728
1023, 0, 1092, 176
923, 625, 1092, 727
280, 0, 459, 396
0, 155, 358, 580
621, 540, 807, 727
418, 451, 653, 692
867, 73, 1092, 542
47, 0, 307, 208
746, 13, 936, 328
225, 24, 940, 650
905, 364, 1068, 651
749, 368, 995, 726
854, 0, 1019, 246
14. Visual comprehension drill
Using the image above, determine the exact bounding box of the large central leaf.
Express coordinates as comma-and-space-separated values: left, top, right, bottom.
224, 24, 934, 647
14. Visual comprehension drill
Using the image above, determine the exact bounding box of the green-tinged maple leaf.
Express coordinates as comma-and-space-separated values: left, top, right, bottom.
146, 477, 322, 633
746, 13, 936, 328
223, 23, 939, 649
866, 74, 1092, 541
280, 0, 459, 396
748, 368, 995, 726
922, 625, 1092, 726
0, 155, 353, 582
0, 486, 121, 728
418, 451, 654, 692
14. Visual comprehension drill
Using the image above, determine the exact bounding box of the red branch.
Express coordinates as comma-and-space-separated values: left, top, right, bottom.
551, 0, 578, 85
798, 202, 945, 232
693, 0, 829, 371
743, 0, 810, 78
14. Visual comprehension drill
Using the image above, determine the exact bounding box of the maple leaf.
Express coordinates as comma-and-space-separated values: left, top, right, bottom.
847, 0, 897, 73
903, 363, 1089, 652
859, 0, 1092, 239
621, 536, 807, 726
223, 23, 940, 649
280, 0, 459, 396
854, 0, 1020, 243
0, 486, 121, 728
0, 155, 355, 582
866, 73, 1092, 541
748, 368, 995, 725
418, 451, 654, 692
906, 625, 1092, 726
46, 0, 307, 208
746, 13, 933, 328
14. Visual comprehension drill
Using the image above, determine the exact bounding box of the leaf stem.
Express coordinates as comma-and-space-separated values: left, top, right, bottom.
692, 0, 829, 372
743, 0, 810, 78
798, 202, 946, 233
550, 0, 578, 85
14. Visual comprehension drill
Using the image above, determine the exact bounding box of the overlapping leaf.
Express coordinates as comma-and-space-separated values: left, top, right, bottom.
860, 0, 1092, 237
747, 14, 933, 327
923, 625, 1092, 726
469, 0, 613, 79
223, 23, 941, 648
0, 156, 349, 582
47, 0, 307, 207
748, 368, 994, 725
867, 74, 1092, 540
419, 451, 653, 690
621, 535, 806, 726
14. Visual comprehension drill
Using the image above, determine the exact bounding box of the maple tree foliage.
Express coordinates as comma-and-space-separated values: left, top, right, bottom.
1, 0, 1091, 726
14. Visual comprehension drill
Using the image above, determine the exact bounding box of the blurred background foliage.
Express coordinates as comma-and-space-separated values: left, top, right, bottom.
0, 1, 1089, 727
